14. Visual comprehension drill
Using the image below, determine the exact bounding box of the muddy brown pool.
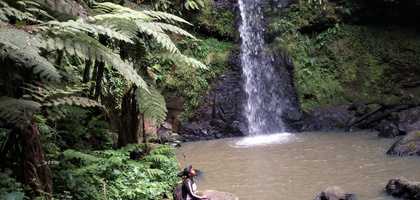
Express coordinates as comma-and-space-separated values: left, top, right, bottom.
174, 131, 420, 200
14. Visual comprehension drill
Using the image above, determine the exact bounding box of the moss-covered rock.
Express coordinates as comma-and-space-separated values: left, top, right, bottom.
387, 121, 420, 156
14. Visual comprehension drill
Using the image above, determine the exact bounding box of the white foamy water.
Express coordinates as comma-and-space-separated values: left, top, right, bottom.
233, 132, 295, 147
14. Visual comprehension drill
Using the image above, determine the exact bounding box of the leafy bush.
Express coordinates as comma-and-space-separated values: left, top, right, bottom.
51, 144, 180, 200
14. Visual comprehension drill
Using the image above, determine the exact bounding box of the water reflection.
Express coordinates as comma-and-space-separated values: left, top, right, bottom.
174, 131, 420, 200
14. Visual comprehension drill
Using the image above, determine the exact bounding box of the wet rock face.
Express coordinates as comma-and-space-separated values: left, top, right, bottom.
180, 53, 248, 141
385, 178, 420, 200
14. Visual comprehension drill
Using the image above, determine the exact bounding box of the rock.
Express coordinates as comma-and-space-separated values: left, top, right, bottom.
179, 52, 248, 141
385, 178, 420, 200
315, 186, 355, 200
197, 190, 238, 200
377, 121, 401, 138
376, 107, 420, 138
387, 121, 420, 156
165, 97, 185, 133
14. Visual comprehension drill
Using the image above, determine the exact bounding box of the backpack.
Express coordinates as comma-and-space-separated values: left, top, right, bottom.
172, 182, 183, 200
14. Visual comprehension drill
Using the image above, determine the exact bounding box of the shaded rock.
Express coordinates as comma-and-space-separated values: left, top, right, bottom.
197, 190, 238, 200
385, 178, 420, 200
387, 121, 420, 156
179, 52, 248, 141
310, 105, 355, 130
315, 186, 356, 200
376, 107, 420, 138
376, 121, 401, 138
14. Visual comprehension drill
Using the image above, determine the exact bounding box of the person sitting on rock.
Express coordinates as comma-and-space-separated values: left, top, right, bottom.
177, 165, 209, 200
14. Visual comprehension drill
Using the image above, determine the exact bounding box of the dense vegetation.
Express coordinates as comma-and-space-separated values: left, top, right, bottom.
2, 0, 419, 199
0, 0, 235, 199
265, 0, 420, 110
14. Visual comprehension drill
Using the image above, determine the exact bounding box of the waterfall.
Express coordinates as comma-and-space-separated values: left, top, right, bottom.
239, 0, 288, 135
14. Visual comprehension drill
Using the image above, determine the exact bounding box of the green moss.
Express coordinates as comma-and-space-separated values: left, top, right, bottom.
264, 1, 420, 108
407, 143, 417, 153
417, 131, 420, 137
193, 0, 238, 39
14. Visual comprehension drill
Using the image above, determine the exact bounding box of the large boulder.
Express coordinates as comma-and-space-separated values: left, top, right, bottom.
315, 186, 355, 200
385, 178, 420, 200
387, 121, 420, 156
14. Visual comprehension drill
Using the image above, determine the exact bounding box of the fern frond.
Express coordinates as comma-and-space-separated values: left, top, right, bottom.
0, 27, 61, 82
136, 21, 180, 53
0, 1, 39, 24
154, 22, 196, 39
154, 53, 208, 69
0, 96, 41, 125
40, 22, 148, 90
145, 168, 165, 177
62, 149, 101, 163
50, 96, 101, 107
47, 105, 90, 121
38, 0, 90, 21
143, 154, 170, 163
135, 86, 167, 126
23, 83, 83, 102
149, 145, 174, 156
119, 143, 143, 156
141, 10, 192, 26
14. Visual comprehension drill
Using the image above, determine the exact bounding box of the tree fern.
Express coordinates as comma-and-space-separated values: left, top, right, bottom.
0, 96, 41, 126
17, 0, 54, 23
141, 10, 192, 26
37, 0, 90, 21
0, 1, 49, 25
154, 53, 208, 69
135, 86, 167, 126
135, 21, 181, 54
38, 22, 149, 90
0, 27, 61, 82
23, 83, 102, 108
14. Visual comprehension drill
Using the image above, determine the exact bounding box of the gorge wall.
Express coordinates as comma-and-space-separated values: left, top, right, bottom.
176, 0, 420, 141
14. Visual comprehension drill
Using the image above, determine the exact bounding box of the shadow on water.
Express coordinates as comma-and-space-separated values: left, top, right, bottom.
174, 131, 420, 200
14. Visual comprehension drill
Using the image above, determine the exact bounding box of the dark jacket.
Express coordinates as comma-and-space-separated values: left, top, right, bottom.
182, 178, 203, 200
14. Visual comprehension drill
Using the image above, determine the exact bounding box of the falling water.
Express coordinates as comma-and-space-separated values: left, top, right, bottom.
239, 0, 287, 135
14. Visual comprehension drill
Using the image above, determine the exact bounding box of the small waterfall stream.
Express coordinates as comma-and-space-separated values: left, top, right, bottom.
239, 0, 288, 135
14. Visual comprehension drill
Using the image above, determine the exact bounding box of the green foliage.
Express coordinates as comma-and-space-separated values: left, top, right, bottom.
0, 96, 41, 126
267, 3, 420, 110
0, 27, 61, 82
135, 86, 168, 126
155, 37, 234, 120
406, 143, 416, 153
193, 0, 237, 39
0, 1, 205, 199
51, 144, 180, 200
183, 0, 204, 10
0, 169, 27, 200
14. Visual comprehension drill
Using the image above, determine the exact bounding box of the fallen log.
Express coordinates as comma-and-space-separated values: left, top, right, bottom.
347, 96, 420, 128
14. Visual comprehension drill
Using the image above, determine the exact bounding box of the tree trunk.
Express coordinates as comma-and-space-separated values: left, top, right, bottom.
21, 121, 53, 199
117, 86, 142, 147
